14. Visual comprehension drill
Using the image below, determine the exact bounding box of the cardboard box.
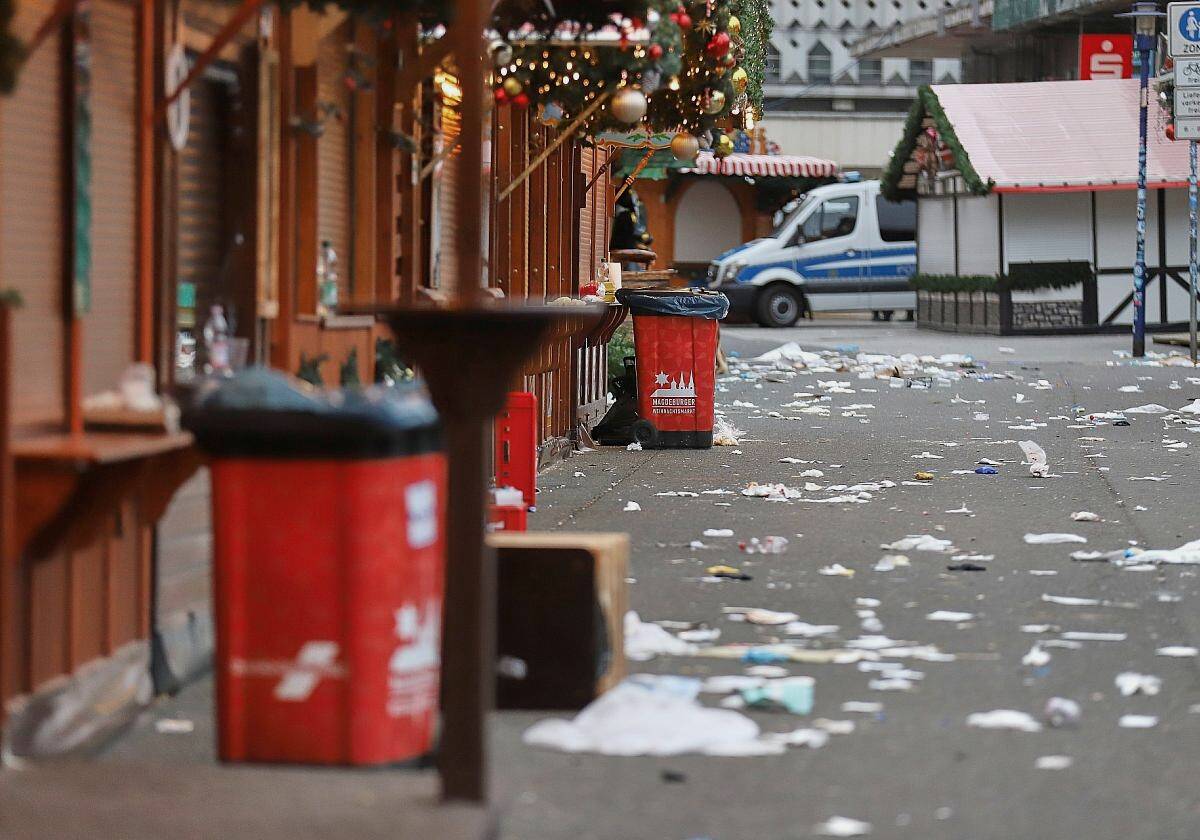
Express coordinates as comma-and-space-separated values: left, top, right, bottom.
487, 532, 629, 709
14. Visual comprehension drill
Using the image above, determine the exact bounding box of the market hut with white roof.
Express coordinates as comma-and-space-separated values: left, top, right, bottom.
883, 79, 1198, 333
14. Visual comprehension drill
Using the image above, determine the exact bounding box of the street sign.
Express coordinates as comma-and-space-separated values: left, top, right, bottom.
1177, 56, 1200, 85
1079, 34, 1132, 79
1176, 85, 1200, 117
1168, 2, 1200, 57
1177, 121, 1200, 138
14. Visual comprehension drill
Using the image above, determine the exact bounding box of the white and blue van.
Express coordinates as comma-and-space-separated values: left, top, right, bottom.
706, 179, 917, 327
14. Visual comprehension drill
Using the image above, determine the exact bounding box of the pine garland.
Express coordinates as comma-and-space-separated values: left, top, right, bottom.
732, 0, 770, 115
881, 86, 993, 201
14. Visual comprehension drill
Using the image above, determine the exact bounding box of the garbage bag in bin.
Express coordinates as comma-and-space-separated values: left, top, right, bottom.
184, 368, 446, 766
613, 289, 728, 449
615, 288, 730, 320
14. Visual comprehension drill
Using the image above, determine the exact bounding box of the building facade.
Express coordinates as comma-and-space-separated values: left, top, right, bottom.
850, 0, 1138, 85
761, 0, 962, 174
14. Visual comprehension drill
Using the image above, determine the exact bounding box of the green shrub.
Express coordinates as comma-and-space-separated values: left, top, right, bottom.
911, 262, 1092, 295
909, 274, 998, 293
607, 322, 635, 382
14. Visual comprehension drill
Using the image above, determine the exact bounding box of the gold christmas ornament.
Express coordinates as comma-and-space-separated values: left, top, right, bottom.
727, 15, 741, 36
714, 133, 734, 158
610, 87, 648, 125
670, 131, 700, 162
502, 76, 523, 97
703, 89, 726, 115
731, 67, 748, 94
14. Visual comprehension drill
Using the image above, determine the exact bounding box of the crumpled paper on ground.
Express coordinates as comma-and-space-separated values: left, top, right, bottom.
624, 612, 697, 661
522, 678, 768, 756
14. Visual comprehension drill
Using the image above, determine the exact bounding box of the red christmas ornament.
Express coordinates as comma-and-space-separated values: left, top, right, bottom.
649, 43, 664, 60
705, 32, 731, 59
676, 12, 692, 29
494, 88, 509, 104
513, 92, 530, 109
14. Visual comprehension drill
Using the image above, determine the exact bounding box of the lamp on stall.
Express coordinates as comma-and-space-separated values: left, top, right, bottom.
1117, 0, 1165, 356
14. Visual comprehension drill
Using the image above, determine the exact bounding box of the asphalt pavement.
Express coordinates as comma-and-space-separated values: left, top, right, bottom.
494, 320, 1200, 840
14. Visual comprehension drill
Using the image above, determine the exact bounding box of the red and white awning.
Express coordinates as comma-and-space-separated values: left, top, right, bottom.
685, 152, 839, 178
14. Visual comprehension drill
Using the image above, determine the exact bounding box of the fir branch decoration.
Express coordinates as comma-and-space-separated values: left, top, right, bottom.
882, 86, 993, 200
732, 0, 770, 114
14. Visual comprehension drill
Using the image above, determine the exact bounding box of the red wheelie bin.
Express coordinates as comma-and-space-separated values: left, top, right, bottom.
186, 369, 445, 766
616, 288, 729, 449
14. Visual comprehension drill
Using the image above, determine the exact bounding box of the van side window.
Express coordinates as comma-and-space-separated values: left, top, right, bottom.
875, 196, 916, 242
797, 196, 859, 244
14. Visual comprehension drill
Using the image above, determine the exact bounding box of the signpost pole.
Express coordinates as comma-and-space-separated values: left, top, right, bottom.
1190, 138, 1198, 363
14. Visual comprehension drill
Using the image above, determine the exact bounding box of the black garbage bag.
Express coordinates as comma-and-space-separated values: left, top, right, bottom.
591, 356, 640, 446
615, 288, 729, 320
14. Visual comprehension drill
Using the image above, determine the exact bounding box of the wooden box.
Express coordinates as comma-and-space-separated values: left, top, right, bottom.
487, 532, 629, 710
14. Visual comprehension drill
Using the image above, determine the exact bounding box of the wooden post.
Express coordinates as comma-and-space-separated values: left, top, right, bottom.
135, 0, 155, 362
271, 9, 295, 368
0, 302, 21, 722
436, 0, 490, 802
450, 0, 485, 303
374, 20, 398, 303
350, 21, 376, 303
293, 65, 319, 316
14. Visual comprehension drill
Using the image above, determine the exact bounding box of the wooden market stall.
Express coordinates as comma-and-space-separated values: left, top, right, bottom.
883, 79, 1200, 334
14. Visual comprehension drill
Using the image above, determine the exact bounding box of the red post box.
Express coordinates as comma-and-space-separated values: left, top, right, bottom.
616, 289, 729, 449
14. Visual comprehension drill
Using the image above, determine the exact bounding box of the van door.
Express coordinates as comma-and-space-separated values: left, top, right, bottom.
790, 193, 866, 311
868, 194, 918, 313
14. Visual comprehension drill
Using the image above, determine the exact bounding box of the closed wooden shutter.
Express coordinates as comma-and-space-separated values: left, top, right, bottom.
0, 0, 65, 429
317, 24, 351, 296
434, 86, 461, 289
86, 0, 136, 394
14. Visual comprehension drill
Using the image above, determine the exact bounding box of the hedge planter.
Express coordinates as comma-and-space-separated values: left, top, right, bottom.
912, 262, 1098, 335
916, 289, 1089, 335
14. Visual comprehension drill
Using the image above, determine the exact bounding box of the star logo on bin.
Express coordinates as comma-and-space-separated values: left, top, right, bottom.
654, 372, 669, 386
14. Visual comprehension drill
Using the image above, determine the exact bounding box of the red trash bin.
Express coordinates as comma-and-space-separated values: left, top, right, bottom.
617, 288, 729, 449
187, 372, 445, 766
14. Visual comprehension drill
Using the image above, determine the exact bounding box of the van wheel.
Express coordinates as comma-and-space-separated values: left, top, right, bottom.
754, 285, 803, 328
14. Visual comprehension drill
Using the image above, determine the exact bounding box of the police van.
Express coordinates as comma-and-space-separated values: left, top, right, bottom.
706, 179, 917, 327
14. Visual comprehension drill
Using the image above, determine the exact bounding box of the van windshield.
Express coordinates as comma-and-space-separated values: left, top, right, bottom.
769, 194, 817, 238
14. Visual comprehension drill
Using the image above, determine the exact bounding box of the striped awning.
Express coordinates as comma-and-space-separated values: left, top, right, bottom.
685, 152, 839, 178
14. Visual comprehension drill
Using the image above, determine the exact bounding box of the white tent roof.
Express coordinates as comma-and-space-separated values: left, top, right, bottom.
933, 79, 1191, 192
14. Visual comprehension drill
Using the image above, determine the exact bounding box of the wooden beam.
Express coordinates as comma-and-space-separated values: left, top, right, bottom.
293, 65, 319, 317
135, 0, 155, 363
270, 11, 295, 369
153, 0, 266, 124
350, 21, 376, 303
26, 0, 74, 56
374, 20, 399, 303
614, 148, 654, 200
439, 0, 489, 802
496, 93, 608, 204
0, 303, 23, 720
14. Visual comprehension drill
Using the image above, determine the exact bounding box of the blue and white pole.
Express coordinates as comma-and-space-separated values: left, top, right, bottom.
1121, 1, 1165, 356
1133, 28, 1154, 357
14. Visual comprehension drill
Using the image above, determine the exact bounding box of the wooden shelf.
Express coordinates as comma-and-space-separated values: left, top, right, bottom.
13, 431, 203, 560
13, 430, 194, 466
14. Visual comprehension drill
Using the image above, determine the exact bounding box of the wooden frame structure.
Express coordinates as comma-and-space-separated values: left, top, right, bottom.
1, 0, 623, 809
